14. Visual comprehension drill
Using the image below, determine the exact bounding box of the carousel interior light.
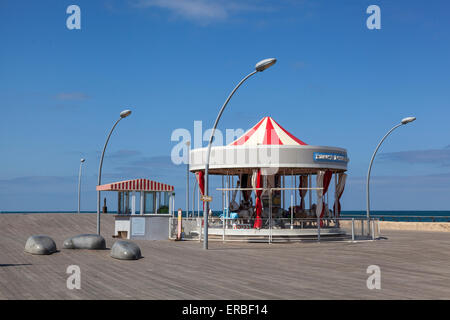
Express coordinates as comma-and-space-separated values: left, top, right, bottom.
255, 58, 277, 72
401, 116, 416, 125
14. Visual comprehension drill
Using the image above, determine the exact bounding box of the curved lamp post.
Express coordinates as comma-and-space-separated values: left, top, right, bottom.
186, 141, 191, 218
366, 116, 416, 222
97, 109, 132, 235
77, 158, 85, 213
203, 58, 277, 249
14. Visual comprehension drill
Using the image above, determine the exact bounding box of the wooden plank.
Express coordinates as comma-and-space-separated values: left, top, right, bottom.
0, 213, 449, 299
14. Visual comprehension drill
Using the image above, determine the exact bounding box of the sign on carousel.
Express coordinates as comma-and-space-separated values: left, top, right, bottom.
313, 152, 349, 163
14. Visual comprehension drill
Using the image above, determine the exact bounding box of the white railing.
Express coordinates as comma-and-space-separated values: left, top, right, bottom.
169, 217, 380, 243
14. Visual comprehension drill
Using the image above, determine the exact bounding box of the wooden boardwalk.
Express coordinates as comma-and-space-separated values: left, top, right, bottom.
0, 213, 449, 299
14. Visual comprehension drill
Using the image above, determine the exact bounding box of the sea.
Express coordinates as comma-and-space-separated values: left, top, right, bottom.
1, 210, 450, 222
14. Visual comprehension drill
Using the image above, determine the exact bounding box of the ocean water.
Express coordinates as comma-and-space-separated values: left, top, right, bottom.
1, 210, 450, 222
340, 211, 450, 222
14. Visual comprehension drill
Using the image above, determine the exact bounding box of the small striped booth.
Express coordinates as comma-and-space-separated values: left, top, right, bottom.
97, 178, 175, 215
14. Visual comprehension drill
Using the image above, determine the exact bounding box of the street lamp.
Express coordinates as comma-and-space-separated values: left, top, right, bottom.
192, 177, 197, 217
203, 58, 277, 249
366, 116, 416, 222
97, 109, 132, 234
77, 158, 85, 214
186, 141, 191, 218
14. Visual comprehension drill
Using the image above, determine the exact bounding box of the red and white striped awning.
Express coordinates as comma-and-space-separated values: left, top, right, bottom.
96, 179, 174, 192
229, 116, 307, 146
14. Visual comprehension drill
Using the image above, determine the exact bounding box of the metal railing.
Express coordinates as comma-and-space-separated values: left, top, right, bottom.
342, 214, 450, 222
169, 217, 380, 243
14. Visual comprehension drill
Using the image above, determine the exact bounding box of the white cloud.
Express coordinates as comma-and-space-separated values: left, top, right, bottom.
54, 92, 91, 101
107, 149, 142, 160
133, 0, 275, 23
379, 145, 450, 166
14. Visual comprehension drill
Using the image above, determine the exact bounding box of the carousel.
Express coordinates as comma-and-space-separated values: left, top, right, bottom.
189, 116, 349, 241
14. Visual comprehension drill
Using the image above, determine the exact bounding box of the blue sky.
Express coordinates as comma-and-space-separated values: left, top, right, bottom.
1, 0, 449, 211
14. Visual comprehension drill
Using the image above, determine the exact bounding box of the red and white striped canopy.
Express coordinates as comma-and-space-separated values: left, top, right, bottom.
229, 116, 307, 146
96, 179, 174, 192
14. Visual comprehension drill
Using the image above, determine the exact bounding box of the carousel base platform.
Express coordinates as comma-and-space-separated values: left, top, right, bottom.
206, 227, 347, 242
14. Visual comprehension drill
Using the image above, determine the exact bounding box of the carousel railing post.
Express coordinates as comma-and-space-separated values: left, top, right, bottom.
291, 172, 294, 229
309, 175, 312, 212
371, 219, 375, 240
334, 173, 337, 226
377, 219, 381, 238
269, 188, 272, 244
361, 219, 364, 237
317, 187, 322, 242
317, 215, 321, 242
351, 218, 355, 242
282, 175, 285, 215
294, 175, 297, 206
290, 194, 294, 229
223, 210, 225, 243
198, 209, 202, 243
226, 174, 229, 230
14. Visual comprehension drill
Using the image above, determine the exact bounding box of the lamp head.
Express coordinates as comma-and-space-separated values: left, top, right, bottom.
255, 58, 277, 72
401, 116, 416, 125
80, 158, 85, 163
120, 109, 132, 118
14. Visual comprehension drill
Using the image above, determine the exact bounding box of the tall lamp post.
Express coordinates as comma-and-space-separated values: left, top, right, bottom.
97, 109, 132, 235
77, 158, 85, 213
186, 141, 190, 218
366, 116, 416, 223
192, 177, 197, 217
203, 58, 277, 250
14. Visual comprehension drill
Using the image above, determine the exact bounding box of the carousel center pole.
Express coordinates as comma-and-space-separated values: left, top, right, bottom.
203, 58, 277, 250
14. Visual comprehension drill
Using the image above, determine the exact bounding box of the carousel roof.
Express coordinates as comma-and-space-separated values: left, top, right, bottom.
189, 116, 349, 175
229, 116, 307, 146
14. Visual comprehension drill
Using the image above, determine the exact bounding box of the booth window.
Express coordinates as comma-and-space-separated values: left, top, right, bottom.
117, 191, 130, 215
144, 192, 155, 214
158, 192, 169, 213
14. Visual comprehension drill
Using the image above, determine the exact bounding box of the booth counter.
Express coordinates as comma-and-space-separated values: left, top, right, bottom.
114, 214, 171, 240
